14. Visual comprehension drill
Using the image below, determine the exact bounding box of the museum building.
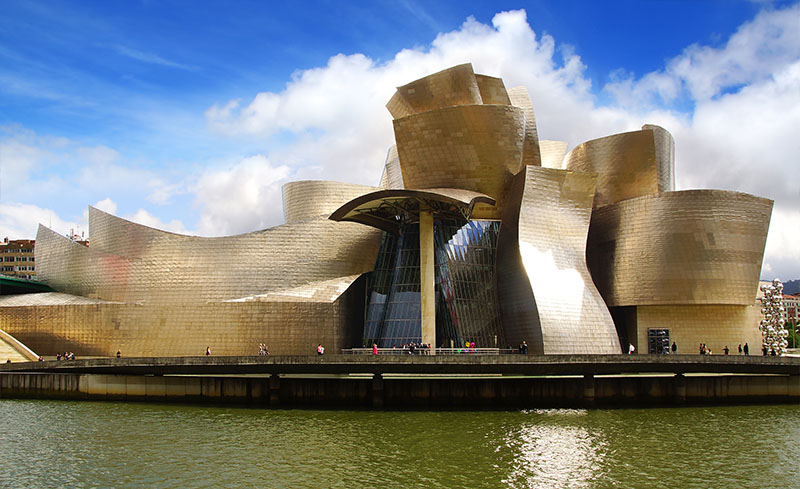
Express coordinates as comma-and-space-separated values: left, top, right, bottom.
0, 64, 772, 357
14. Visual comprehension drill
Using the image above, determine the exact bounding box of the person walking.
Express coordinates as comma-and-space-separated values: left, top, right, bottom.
205, 346, 211, 356
521, 341, 528, 355
738, 344, 743, 355
372, 343, 378, 355
671, 342, 677, 354
317, 344, 324, 355
628, 343, 635, 355
723, 345, 729, 355
743, 342, 749, 356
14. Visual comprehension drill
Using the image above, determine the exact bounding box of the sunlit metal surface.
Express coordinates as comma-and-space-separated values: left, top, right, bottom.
378, 145, 403, 189
564, 125, 675, 208
282, 180, 377, 224
539, 140, 568, 169
497, 166, 620, 354
587, 190, 772, 306
385, 63, 482, 119
507, 85, 542, 167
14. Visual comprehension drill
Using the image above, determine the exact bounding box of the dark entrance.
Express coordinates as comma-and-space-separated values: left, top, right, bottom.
647, 329, 670, 354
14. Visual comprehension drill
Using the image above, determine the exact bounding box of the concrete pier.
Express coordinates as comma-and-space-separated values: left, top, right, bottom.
1, 355, 797, 408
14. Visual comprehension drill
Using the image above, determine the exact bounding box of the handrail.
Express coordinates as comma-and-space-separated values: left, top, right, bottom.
343, 348, 517, 355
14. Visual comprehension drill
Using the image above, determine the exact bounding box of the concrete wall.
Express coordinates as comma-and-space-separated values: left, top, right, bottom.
2, 372, 796, 408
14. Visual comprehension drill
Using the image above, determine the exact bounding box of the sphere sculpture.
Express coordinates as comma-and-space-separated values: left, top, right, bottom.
758, 279, 789, 356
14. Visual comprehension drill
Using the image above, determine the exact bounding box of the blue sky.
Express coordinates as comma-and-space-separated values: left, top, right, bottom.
0, 0, 798, 279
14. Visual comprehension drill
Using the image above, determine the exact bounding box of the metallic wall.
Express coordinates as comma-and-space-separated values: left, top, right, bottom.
497, 166, 621, 354
0, 276, 365, 357
282, 180, 377, 224
506, 86, 541, 167
385, 63, 482, 119
564, 126, 675, 208
15, 201, 381, 356
587, 190, 773, 306
379, 145, 404, 189
36, 207, 380, 304
635, 304, 762, 357
393, 104, 526, 216
539, 140, 568, 169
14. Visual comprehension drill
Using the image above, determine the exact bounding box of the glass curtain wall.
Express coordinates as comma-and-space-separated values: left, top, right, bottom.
363, 219, 504, 348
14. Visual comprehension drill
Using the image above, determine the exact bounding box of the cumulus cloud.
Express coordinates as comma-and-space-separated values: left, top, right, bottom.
1, 5, 797, 278
193, 155, 290, 236
0, 203, 78, 240
203, 6, 799, 278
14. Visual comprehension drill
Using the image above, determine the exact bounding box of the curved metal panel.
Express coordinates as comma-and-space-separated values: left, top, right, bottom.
379, 145, 403, 189
393, 104, 526, 217
329, 188, 495, 234
385, 63, 482, 119
475, 74, 511, 105
497, 166, 621, 354
37, 209, 381, 305
282, 180, 377, 224
564, 126, 674, 207
587, 190, 772, 306
507, 86, 541, 167
539, 140, 568, 169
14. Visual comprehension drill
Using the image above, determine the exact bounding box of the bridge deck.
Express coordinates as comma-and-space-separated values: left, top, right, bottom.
2, 354, 798, 377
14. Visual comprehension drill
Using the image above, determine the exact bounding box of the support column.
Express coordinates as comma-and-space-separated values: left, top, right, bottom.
269, 373, 280, 406
674, 373, 686, 404
419, 209, 436, 354
583, 373, 596, 407
372, 373, 384, 408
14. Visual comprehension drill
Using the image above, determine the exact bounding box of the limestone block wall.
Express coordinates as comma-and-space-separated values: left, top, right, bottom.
636, 304, 762, 356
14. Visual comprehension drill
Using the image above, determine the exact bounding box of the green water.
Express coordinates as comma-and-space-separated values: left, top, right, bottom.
0, 400, 798, 489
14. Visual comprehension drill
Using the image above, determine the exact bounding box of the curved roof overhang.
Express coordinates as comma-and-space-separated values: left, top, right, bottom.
329, 188, 496, 234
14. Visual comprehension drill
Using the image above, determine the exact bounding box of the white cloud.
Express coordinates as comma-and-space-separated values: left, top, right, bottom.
124, 208, 191, 235
193, 155, 290, 236
92, 197, 117, 215
0, 203, 78, 240
203, 6, 799, 278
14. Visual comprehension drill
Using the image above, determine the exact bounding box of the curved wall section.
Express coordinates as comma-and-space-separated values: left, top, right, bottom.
393, 104, 526, 216
385, 64, 482, 119
564, 126, 674, 208
587, 190, 772, 306
38, 209, 381, 304
282, 181, 377, 224
497, 166, 620, 354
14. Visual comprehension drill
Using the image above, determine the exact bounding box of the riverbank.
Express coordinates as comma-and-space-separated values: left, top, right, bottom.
1, 354, 797, 408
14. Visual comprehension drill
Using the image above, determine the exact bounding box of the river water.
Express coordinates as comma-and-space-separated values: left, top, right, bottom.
1, 400, 797, 488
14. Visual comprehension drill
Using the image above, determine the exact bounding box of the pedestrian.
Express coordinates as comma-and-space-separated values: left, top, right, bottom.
372, 343, 378, 355
317, 344, 324, 355
671, 341, 677, 354
738, 344, 743, 355
116, 349, 121, 358
723, 345, 729, 355
205, 346, 211, 356
744, 342, 749, 356
628, 343, 635, 355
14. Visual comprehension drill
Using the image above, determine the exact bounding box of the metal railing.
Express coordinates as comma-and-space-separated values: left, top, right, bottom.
342, 347, 518, 355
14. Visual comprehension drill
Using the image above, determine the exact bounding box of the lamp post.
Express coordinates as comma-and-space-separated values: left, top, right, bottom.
759, 278, 789, 356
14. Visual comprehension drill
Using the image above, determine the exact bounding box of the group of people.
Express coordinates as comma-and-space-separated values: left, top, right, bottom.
55, 352, 75, 360
698, 342, 750, 355
258, 344, 269, 356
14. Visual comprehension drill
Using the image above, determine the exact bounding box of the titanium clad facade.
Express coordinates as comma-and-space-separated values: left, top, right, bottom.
564, 126, 675, 208
385, 63, 483, 119
2, 64, 774, 357
539, 140, 568, 169
282, 181, 377, 224
393, 104, 526, 216
497, 166, 620, 354
587, 190, 773, 306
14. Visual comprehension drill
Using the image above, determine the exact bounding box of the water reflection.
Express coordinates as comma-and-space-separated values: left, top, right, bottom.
501, 409, 606, 489
0, 401, 797, 489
